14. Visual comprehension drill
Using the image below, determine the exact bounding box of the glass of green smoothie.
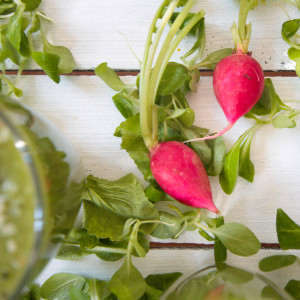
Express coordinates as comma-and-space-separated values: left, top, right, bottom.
0, 97, 84, 300
163, 265, 293, 300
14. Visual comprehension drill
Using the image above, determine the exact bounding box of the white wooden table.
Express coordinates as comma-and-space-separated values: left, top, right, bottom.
16, 0, 300, 293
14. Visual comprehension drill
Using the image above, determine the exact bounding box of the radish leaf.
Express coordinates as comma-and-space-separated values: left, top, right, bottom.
109, 258, 146, 300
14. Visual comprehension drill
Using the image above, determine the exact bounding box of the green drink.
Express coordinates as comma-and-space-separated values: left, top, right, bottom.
0, 99, 83, 300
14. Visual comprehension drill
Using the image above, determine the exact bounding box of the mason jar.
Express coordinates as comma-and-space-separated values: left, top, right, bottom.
163, 265, 293, 300
0, 97, 84, 300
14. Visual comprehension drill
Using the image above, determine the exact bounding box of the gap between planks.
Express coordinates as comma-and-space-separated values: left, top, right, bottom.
2, 70, 298, 77
150, 243, 281, 250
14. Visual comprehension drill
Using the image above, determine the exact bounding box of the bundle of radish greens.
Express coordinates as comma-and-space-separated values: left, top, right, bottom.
19, 0, 300, 299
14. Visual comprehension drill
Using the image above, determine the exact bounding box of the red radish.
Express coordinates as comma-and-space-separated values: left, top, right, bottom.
150, 141, 219, 213
186, 52, 264, 142
138, 1, 219, 213
186, 0, 265, 142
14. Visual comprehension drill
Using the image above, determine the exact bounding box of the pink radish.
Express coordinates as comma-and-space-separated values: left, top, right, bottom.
138, 1, 218, 213
187, 0, 265, 142
150, 141, 219, 213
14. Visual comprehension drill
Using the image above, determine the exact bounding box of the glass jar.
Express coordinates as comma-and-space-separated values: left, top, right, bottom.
163, 265, 293, 300
0, 97, 84, 300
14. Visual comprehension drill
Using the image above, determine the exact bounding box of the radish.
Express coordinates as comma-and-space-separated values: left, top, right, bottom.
150, 141, 218, 213
187, 0, 265, 142
139, 0, 219, 213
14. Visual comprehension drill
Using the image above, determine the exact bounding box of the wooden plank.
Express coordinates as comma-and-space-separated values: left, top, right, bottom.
31, 0, 300, 71
36, 249, 300, 290
15, 74, 300, 244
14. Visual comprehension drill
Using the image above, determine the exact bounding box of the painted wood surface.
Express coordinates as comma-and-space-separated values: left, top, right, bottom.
17, 0, 299, 71
17, 74, 300, 244
12, 0, 300, 291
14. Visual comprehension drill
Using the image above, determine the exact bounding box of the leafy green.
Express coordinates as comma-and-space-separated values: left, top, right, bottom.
206, 137, 226, 176
21, 0, 41, 11
42, 34, 76, 74
6, 3, 25, 51
114, 114, 152, 180
219, 138, 241, 194
259, 255, 297, 272
157, 63, 190, 96
211, 222, 260, 256
285, 280, 300, 300
281, 19, 300, 77
192, 48, 232, 70
95, 62, 130, 91
109, 258, 146, 300
145, 272, 182, 293
277, 208, 300, 250
272, 110, 300, 129
112, 92, 138, 119
213, 217, 227, 270
220, 266, 253, 284
31, 52, 61, 83
40, 273, 88, 300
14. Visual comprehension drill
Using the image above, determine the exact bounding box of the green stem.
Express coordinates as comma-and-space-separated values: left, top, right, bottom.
149, 10, 205, 144
140, 0, 179, 149
86, 246, 128, 255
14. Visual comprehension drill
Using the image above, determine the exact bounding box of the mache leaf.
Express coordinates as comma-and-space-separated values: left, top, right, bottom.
276, 208, 300, 250
259, 255, 297, 272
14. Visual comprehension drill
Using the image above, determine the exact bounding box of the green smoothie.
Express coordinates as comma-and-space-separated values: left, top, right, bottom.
0, 123, 36, 300
0, 102, 83, 300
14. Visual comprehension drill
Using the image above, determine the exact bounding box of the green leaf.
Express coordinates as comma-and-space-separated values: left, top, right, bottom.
95, 62, 129, 91
29, 13, 40, 33
288, 47, 300, 61
259, 255, 297, 272
56, 244, 88, 260
85, 174, 159, 221
188, 69, 200, 93
20, 284, 41, 300
20, 32, 31, 57
42, 36, 76, 74
109, 258, 146, 300
206, 137, 226, 176
214, 216, 227, 270
112, 92, 138, 119
239, 133, 255, 183
6, 3, 25, 51
145, 272, 182, 293
144, 182, 166, 203
157, 63, 190, 96
177, 108, 195, 128
68, 286, 90, 300
181, 125, 212, 166
276, 208, 300, 250
282, 19, 300, 50
141, 284, 163, 300
40, 273, 88, 300
151, 211, 185, 239
87, 279, 112, 300
219, 141, 241, 195
83, 200, 125, 241
212, 222, 260, 256
95, 239, 127, 261
21, 0, 41, 11
285, 280, 300, 300
64, 228, 98, 249
1, 31, 19, 65
114, 114, 152, 180
193, 48, 232, 70
220, 266, 253, 284
261, 286, 285, 300
272, 111, 300, 129
31, 52, 60, 83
